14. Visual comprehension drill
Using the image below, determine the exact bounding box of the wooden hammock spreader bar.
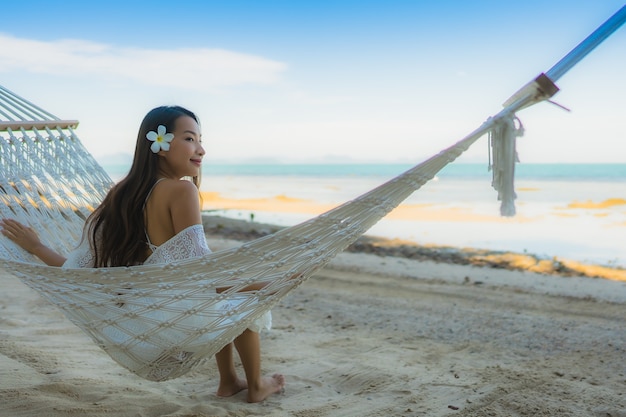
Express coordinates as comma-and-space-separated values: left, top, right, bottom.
0, 120, 80, 131
0, 84, 79, 132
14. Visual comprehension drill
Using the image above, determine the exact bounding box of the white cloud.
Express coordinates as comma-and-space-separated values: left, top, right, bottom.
0, 34, 287, 91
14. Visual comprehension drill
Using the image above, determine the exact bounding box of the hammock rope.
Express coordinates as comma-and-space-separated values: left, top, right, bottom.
0, 101, 528, 381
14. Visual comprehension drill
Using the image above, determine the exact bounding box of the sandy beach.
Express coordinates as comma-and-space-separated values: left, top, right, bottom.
1, 215, 625, 416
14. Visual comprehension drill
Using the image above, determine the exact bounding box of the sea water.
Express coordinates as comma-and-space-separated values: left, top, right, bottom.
104, 163, 626, 268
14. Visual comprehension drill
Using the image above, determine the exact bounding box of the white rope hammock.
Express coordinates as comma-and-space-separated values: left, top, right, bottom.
0, 79, 555, 381
5, 6, 626, 379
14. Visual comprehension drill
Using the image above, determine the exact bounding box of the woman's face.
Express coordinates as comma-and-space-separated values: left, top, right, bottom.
158, 116, 205, 179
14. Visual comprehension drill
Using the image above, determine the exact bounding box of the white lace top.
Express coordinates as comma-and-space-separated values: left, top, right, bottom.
145, 224, 211, 264
63, 224, 210, 268
62, 223, 271, 334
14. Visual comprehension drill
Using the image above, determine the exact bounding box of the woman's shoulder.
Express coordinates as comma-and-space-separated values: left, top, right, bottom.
154, 179, 200, 204
154, 179, 202, 228
156, 178, 198, 194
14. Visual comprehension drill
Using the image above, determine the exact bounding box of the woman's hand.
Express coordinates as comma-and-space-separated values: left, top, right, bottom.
0, 218, 43, 253
0, 218, 67, 266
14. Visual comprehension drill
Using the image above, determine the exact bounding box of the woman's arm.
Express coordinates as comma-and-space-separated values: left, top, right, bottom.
0, 219, 67, 266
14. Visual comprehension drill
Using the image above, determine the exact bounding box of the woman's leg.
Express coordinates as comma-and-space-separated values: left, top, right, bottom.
215, 342, 247, 397
233, 329, 285, 403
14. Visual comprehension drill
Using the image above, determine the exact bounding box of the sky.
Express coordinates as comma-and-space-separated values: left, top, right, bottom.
1, 1, 625, 165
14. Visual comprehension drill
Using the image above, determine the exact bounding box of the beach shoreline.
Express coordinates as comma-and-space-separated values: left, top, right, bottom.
202, 214, 626, 282
197, 170, 626, 270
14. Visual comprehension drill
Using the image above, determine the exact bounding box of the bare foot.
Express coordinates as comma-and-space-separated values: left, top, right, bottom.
216, 378, 248, 398
247, 374, 286, 403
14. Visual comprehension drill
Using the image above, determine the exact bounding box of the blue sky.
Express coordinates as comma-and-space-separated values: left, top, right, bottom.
1, 1, 625, 164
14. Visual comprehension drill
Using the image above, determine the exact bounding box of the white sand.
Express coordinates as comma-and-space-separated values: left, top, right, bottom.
1, 235, 625, 416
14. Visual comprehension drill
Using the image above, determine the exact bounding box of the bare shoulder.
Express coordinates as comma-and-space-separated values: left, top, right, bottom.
158, 178, 200, 197
157, 179, 202, 232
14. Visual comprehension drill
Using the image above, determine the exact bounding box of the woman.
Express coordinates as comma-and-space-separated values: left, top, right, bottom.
1, 106, 284, 402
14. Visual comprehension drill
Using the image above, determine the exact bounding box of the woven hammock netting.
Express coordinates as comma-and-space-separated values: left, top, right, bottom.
0, 80, 551, 381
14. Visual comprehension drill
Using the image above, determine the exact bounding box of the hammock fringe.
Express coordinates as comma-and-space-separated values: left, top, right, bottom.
488, 115, 524, 216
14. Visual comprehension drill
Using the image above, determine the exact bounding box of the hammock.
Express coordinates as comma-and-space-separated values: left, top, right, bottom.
1, 8, 624, 382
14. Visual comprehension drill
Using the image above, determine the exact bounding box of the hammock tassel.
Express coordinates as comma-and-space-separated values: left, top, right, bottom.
488, 114, 524, 217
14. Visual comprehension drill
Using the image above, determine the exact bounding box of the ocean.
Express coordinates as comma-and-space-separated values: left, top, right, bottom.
103, 163, 626, 268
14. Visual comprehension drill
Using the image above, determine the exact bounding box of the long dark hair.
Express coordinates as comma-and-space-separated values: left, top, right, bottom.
87, 105, 200, 267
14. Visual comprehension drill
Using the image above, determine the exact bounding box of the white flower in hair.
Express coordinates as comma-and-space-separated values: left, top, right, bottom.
146, 125, 174, 153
